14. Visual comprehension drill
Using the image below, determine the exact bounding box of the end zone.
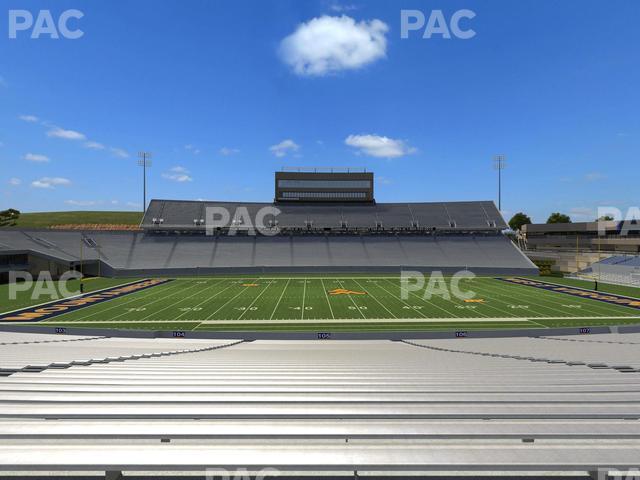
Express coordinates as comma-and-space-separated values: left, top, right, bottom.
0, 279, 173, 323
497, 277, 640, 310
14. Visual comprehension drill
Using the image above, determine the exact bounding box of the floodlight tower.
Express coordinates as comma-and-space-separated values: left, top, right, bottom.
493, 154, 506, 212
137, 152, 152, 213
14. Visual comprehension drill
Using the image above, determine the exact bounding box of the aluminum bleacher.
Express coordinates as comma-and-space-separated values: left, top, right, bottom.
0, 230, 537, 276
1, 332, 640, 477
577, 255, 640, 286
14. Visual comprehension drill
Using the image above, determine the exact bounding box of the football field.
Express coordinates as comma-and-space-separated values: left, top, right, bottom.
6, 275, 639, 332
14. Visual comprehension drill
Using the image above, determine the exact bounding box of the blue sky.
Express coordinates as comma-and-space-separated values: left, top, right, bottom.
0, 0, 638, 222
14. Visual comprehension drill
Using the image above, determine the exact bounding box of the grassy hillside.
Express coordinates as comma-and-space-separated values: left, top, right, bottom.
3, 211, 143, 228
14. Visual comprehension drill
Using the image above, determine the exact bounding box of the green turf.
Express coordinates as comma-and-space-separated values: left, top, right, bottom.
0, 277, 141, 313
1, 211, 143, 228
11, 275, 637, 332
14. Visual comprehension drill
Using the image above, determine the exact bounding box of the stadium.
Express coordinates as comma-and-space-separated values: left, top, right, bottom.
2, 168, 640, 479
2, 1, 640, 478
3, 170, 640, 334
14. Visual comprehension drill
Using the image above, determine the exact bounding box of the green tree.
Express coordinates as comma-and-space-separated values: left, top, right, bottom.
508, 212, 532, 231
0, 209, 20, 227
546, 212, 571, 224
597, 215, 614, 221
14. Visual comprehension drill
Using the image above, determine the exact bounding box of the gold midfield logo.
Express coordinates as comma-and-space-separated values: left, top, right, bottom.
328, 288, 367, 296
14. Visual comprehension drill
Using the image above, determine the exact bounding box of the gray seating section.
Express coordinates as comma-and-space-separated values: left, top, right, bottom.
0, 335, 229, 371
1, 333, 640, 476
581, 255, 640, 286
142, 199, 507, 230
0, 230, 538, 275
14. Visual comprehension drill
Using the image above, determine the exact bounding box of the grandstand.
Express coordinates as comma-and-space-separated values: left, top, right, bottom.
0, 229, 536, 277
576, 255, 640, 286
0, 171, 536, 278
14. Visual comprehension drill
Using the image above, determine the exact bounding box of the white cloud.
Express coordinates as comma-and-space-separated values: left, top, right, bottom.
84, 141, 105, 150
376, 176, 392, 185
31, 177, 71, 189
270, 139, 300, 158
162, 173, 193, 182
162, 166, 193, 182
219, 147, 240, 156
329, 3, 357, 12
569, 207, 595, 221
126, 201, 141, 208
345, 134, 415, 158
185, 144, 201, 155
23, 153, 50, 163
64, 200, 101, 207
279, 15, 388, 76
8, 178, 21, 186
19, 114, 39, 123
46, 126, 86, 141
585, 172, 606, 182
110, 147, 129, 158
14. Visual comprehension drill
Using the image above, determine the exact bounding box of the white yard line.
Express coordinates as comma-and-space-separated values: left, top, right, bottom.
383, 278, 472, 318
135, 283, 214, 321
372, 280, 430, 318
487, 279, 626, 317
173, 279, 229, 320
43, 280, 186, 323
337, 280, 366, 319
301, 278, 307, 321
204, 278, 260, 320
269, 278, 291, 320
352, 278, 398, 319
320, 278, 335, 320
237, 281, 274, 321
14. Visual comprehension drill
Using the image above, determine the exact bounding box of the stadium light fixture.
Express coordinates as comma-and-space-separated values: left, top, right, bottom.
493, 154, 506, 211
137, 152, 153, 213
